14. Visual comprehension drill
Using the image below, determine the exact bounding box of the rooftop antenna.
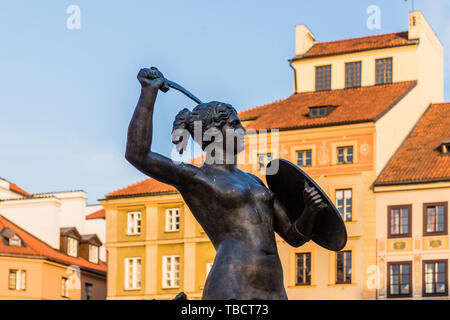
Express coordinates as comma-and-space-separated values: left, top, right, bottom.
405, 0, 415, 12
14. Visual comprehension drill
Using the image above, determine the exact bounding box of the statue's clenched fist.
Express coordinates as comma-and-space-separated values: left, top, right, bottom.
295, 182, 328, 239
137, 67, 168, 92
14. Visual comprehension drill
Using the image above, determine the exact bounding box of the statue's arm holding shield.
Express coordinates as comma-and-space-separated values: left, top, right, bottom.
273, 182, 327, 247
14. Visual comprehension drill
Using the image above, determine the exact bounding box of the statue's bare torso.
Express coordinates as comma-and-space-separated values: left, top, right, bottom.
179, 165, 286, 299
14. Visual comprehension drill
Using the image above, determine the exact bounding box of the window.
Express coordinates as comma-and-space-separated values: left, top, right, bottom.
315, 65, 331, 91
336, 189, 352, 222
296, 253, 311, 286
345, 61, 361, 88
441, 140, 450, 154
258, 153, 273, 170
165, 208, 180, 232
89, 244, 99, 264
297, 150, 312, 167
61, 277, 69, 297
423, 202, 448, 236
336, 251, 352, 284
388, 205, 411, 238
67, 237, 78, 257
423, 260, 448, 297
124, 257, 142, 290
387, 262, 412, 298
127, 211, 142, 235
9, 235, 21, 247
9, 270, 26, 290
85, 283, 93, 300
162, 255, 180, 289
376, 58, 392, 84
337, 146, 353, 164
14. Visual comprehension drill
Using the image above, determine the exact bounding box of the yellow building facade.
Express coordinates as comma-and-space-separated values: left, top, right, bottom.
103, 11, 447, 299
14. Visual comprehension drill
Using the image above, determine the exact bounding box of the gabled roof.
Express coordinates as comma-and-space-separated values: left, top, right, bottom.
239, 81, 417, 131
375, 103, 450, 186
86, 209, 105, 220
81, 234, 102, 247
293, 31, 415, 60
60, 227, 81, 240
0, 215, 106, 275
106, 178, 178, 199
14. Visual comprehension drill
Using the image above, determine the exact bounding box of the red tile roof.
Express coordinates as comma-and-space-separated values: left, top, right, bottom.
375, 103, 450, 185
239, 81, 417, 131
293, 31, 414, 60
106, 178, 178, 198
0, 215, 107, 275
8, 182, 31, 197
86, 209, 105, 220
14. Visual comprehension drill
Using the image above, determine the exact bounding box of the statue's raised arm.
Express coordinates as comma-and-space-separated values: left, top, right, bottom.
125, 67, 202, 189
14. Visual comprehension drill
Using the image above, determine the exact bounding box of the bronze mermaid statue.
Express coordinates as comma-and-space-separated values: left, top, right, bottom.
125, 67, 328, 300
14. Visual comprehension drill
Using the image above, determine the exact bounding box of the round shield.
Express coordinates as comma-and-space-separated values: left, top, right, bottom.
266, 158, 347, 252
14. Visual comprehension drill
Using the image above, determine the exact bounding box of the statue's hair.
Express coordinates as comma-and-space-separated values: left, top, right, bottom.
171, 101, 237, 153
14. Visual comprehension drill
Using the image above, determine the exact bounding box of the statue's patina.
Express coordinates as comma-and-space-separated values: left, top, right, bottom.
125, 67, 346, 300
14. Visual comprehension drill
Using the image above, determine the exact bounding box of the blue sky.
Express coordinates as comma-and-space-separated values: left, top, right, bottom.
1, 0, 449, 203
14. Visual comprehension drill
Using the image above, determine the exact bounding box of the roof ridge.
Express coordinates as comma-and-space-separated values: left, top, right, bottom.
239, 95, 295, 117
106, 177, 153, 196
314, 30, 408, 46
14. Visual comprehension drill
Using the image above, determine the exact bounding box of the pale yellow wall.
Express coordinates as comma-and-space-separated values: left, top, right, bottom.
292, 45, 418, 93
375, 183, 450, 299
375, 183, 450, 239
375, 13, 444, 175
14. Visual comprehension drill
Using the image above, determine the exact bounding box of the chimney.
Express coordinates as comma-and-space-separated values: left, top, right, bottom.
295, 25, 315, 56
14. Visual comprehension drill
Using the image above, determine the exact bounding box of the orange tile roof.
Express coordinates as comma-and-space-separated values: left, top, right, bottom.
106, 178, 178, 198
86, 209, 105, 220
0, 215, 107, 275
293, 31, 414, 60
8, 182, 31, 197
239, 81, 417, 131
375, 103, 450, 186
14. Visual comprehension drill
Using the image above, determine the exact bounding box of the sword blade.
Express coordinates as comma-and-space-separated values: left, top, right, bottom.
165, 79, 203, 105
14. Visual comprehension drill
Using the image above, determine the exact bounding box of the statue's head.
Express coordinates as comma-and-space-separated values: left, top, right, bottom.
171, 101, 246, 156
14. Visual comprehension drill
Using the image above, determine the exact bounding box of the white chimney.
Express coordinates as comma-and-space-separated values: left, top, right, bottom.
295, 25, 315, 56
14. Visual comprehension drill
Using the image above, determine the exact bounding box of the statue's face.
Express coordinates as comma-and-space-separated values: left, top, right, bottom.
220, 113, 246, 155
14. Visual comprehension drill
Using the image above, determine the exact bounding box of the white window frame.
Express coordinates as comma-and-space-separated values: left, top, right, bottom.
9, 270, 26, 290
61, 277, 69, 297
89, 244, 99, 264
67, 237, 78, 257
124, 257, 142, 290
165, 208, 180, 232
127, 211, 142, 235
162, 255, 180, 289
336, 189, 352, 222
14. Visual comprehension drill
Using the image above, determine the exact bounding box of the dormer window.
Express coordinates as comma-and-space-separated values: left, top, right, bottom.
89, 244, 99, 264
67, 237, 78, 257
441, 139, 450, 154
309, 105, 336, 118
9, 235, 21, 247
